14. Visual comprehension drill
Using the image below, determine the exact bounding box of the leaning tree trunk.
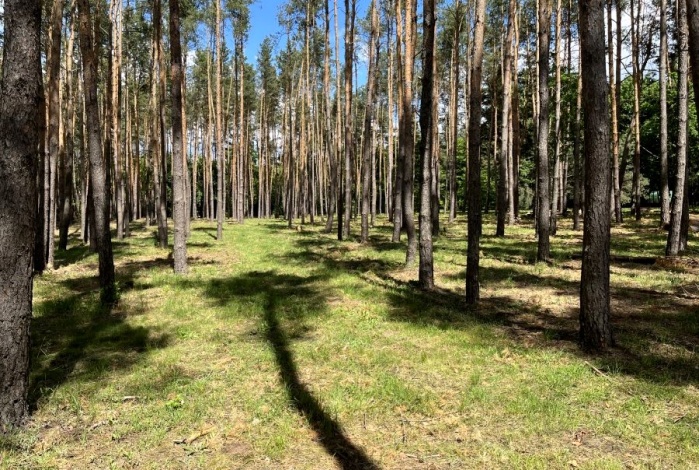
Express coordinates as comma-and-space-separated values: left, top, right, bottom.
78, 0, 116, 304
418, 0, 436, 289
0, 0, 41, 430
537, 0, 552, 261
170, 0, 187, 274
579, 0, 613, 350
466, 0, 486, 305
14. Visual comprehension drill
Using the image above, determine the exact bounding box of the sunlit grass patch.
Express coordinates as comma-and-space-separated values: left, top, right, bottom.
1, 213, 697, 469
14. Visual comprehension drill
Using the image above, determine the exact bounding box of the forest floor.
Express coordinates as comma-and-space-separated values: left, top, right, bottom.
2, 212, 699, 469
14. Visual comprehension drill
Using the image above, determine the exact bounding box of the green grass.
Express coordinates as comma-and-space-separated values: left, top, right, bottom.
2, 212, 698, 469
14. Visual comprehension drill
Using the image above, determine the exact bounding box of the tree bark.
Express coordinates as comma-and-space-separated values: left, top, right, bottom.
497, 0, 516, 237
579, 0, 613, 350
0, 0, 41, 430
466, 0, 486, 304
667, 0, 689, 257
46, 0, 64, 268
361, 0, 379, 244
78, 0, 116, 303
537, 0, 552, 261
59, 11, 76, 251
419, 0, 436, 289
215, 0, 224, 239
631, 0, 642, 220
170, 0, 187, 273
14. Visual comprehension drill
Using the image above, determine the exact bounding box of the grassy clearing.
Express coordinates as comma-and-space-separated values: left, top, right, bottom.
2, 212, 698, 469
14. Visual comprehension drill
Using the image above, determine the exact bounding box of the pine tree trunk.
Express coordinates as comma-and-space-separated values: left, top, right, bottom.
551, 0, 562, 236
78, 0, 116, 304
46, 0, 64, 268
667, 0, 689, 257
579, 0, 613, 350
170, 0, 187, 273
342, 0, 355, 240
572, 55, 583, 231
215, 0, 224, 239
418, 0, 436, 289
0, 0, 41, 430
536, 0, 552, 261
631, 0, 642, 221
466, 0, 486, 304
448, 2, 462, 223
361, 0, 378, 244
402, 0, 418, 264
59, 15, 76, 251
497, 0, 516, 237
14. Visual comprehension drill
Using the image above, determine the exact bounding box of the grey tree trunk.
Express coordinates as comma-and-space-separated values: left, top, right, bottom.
0, 0, 41, 430
537, 0, 552, 261
342, 0, 355, 240
660, 0, 670, 227
497, 0, 516, 237
466, 0, 486, 305
667, 0, 689, 257
170, 0, 187, 274
579, 0, 613, 350
78, 0, 116, 304
46, 0, 64, 268
361, 0, 378, 244
419, 0, 436, 289
59, 15, 76, 252
572, 56, 583, 231
215, 0, 224, 240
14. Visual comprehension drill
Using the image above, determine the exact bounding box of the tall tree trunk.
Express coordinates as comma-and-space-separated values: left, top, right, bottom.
631, 0, 642, 220
660, 0, 670, 227
536, 0, 552, 261
572, 55, 583, 230
111, 0, 125, 239
510, 10, 520, 224
448, 1, 463, 223
667, 0, 689, 257
78, 0, 116, 304
170, 0, 187, 273
0, 0, 41, 430
401, 0, 418, 264
466, 0, 486, 304
608, 0, 622, 224
579, 0, 613, 350
323, 0, 337, 233
59, 10, 76, 252
551, 0, 562, 236
46, 0, 64, 268
391, 2, 405, 242
215, 0, 224, 239
342, 0, 355, 239
361, 0, 379, 243
497, 0, 516, 237
419, 0, 436, 289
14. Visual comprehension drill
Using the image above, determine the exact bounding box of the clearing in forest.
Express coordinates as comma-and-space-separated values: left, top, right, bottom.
3, 215, 698, 469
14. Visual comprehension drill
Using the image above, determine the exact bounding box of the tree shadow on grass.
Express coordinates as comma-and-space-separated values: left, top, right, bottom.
280, 226, 699, 388
198, 271, 379, 470
29, 288, 170, 413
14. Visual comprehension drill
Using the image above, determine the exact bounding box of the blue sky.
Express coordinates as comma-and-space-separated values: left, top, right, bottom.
240, 0, 371, 84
